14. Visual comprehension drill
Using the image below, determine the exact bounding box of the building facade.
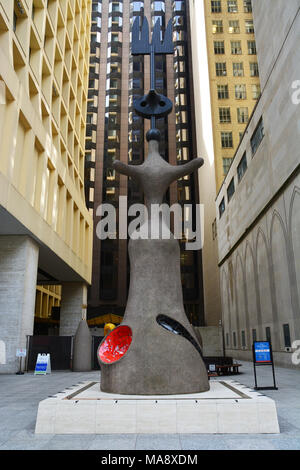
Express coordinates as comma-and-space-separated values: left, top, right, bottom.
215, 0, 300, 367
204, 0, 261, 191
86, 0, 213, 327
189, 0, 222, 327
0, 0, 93, 372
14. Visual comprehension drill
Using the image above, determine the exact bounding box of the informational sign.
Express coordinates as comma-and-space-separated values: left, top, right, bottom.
208, 364, 216, 372
16, 348, 27, 358
34, 353, 51, 375
253, 341, 271, 363
252, 341, 277, 390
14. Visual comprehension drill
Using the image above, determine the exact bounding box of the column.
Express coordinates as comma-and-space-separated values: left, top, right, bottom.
59, 282, 88, 336
0, 235, 39, 373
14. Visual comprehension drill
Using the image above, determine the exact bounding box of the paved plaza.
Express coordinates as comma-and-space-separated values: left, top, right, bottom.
0, 360, 299, 450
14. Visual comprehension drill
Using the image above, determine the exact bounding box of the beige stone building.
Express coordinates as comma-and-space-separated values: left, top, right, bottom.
204, 0, 261, 191
0, 0, 93, 372
215, 0, 300, 367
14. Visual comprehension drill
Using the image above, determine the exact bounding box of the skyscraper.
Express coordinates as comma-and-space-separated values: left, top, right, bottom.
86, 0, 207, 327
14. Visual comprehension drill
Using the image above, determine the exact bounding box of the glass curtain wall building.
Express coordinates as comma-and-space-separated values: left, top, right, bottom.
87, 0, 205, 327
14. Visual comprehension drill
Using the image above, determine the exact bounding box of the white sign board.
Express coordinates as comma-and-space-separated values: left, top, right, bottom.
16, 348, 27, 357
34, 353, 51, 375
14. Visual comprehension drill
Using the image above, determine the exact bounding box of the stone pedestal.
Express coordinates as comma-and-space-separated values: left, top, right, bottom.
35, 380, 280, 434
0, 235, 39, 373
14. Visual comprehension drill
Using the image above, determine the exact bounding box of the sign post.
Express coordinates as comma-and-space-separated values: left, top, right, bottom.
252, 341, 278, 390
16, 348, 27, 375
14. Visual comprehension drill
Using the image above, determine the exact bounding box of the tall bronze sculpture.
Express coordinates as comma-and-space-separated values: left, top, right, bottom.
97, 16, 209, 395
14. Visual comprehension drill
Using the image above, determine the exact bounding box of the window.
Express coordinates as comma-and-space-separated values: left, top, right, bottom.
233, 331, 237, 347
237, 151, 247, 182
250, 62, 259, 76
252, 328, 257, 342
214, 41, 225, 54
248, 40, 256, 54
110, 78, 118, 89
217, 84, 229, 99
212, 218, 217, 240
231, 41, 242, 54
252, 84, 261, 99
152, 1, 165, 12
219, 197, 225, 218
251, 117, 264, 154
266, 327, 272, 343
235, 84, 246, 99
237, 107, 249, 123
227, 177, 235, 201
226, 332, 229, 346
221, 132, 233, 148
132, 2, 144, 12
245, 19, 254, 33
219, 107, 231, 123
92, 3, 101, 12
110, 2, 122, 13
223, 157, 232, 175
212, 20, 223, 33
216, 62, 227, 76
283, 324, 291, 348
228, 1, 238, 13
233, 62, 244, 76
174, 1, 184, 11
211, 1, 221, 13
241, 330, 246, 348
229, 20, 240, 33
244, 0, 252, 12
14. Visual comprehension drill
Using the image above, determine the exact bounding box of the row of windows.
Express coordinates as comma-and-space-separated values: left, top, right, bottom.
226, 323, 292, 349
214, 40, 256, 55
211, 0, 252, 14
212, 20, 254, 34
217, 83, 260, 100
219, 117, 264, 217
216, 61, 259, 77
219, 106, 249, 124
212, 19, 253, 34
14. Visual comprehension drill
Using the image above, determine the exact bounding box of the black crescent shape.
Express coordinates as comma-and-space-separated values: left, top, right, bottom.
156, 314, 205, 361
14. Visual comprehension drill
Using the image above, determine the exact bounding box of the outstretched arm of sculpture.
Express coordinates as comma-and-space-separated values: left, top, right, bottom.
113, 160, 140, 178
171, 157, 204, 181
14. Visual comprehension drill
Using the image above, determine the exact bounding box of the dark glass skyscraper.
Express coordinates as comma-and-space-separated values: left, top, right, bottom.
85, 0, 205, 326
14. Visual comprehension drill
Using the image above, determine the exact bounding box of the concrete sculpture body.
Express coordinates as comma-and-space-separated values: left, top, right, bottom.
97, 15, 209, 394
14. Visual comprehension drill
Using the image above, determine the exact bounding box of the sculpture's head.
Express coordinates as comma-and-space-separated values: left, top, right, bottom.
146, 128, 161, 142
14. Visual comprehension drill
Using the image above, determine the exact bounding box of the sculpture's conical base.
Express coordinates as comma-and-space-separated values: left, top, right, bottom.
99, 238, 209, 395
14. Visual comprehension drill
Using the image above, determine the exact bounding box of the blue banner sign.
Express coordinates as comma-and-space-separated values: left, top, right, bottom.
254, 341, 272, 363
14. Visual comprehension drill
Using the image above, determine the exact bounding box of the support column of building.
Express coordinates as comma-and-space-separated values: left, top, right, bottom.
0, 235, 39, 373
59, 282, 88, 336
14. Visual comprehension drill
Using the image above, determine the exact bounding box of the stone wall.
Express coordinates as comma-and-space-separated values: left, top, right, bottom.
215, 2, 300, 368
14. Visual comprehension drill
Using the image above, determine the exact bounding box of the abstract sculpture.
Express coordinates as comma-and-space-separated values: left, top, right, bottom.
97, 16, 209, 395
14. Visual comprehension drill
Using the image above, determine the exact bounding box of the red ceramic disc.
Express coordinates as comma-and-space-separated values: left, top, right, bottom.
98, 325, 132, 364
